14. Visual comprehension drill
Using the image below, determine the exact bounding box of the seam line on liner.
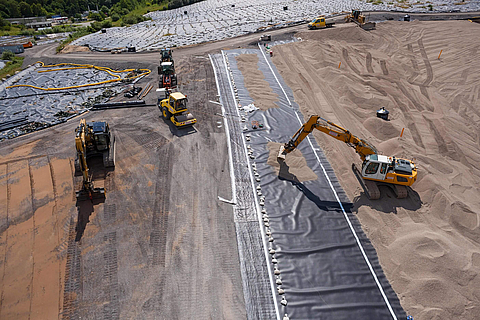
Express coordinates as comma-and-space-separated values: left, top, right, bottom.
209, 54, 237, 205
221, 50, 281, 320
257, 43, 398, 320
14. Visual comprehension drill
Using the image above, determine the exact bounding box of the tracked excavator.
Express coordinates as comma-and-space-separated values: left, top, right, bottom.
278, 115, 417, 200
75, 119, 115, 200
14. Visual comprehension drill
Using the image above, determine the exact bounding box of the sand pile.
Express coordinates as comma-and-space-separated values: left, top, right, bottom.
235, 54, 279, 110
266, 142, 317, 182
60, 45, 91, 54
271, 20, 480, 319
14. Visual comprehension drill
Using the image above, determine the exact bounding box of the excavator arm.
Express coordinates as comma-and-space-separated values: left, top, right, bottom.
279, 115, 377, 161
75, 119, 90, 186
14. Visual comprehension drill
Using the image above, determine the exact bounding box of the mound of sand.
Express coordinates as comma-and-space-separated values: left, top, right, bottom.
60, 45, 91, 54
266, 142, 317, 182
271, 21, 480, 319
235, 54, 279, 110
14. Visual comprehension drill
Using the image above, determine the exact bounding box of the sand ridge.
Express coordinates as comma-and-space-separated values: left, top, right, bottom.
271, 20, 480, 319
235, 53, 279, 110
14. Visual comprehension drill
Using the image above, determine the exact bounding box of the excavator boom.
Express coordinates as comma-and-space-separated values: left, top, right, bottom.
279, 115, 377, 161
75, 120, 90, 186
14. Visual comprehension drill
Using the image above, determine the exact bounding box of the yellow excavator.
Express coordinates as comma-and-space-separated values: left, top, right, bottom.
75, 119, 115, 200
278, 115, 417, 199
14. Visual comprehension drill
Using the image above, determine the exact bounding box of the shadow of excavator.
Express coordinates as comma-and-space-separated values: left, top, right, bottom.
75, 196, 105, 242
74, 156, 106, 242
352, 184, 422, 214
277, 159, 353, 212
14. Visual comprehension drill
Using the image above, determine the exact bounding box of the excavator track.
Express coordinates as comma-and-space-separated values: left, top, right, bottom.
74, 158, 82, 176
352, 163, 380, 200
103, 135, 116, 168
394, 185, 408, 199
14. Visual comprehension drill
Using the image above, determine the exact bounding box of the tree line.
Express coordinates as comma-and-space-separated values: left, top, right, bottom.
0, 0, 204, 20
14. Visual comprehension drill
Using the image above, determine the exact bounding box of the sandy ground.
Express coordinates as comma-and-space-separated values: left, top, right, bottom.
0, 55, 245, 319
271, 20, 480, 319
236, 54, 279, 110
59, 45, 91, 54
0, 143, 72, 319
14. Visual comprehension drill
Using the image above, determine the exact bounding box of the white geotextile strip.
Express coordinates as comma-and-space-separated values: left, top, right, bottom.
221, 50, 281, 320
208, 54, 237, 205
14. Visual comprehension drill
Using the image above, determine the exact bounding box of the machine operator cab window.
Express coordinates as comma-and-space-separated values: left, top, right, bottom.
168, 93, 187, 111
90, 122, 109, 151
365, 162, 379, 174
363, 154, 390, 180
380, 163, 387, 174
94, 133, 108, 150
175, 99, 186, 111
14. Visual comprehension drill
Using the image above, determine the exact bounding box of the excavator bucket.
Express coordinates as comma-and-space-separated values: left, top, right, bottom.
76, 187, 105, 201
277, 145, 286, 161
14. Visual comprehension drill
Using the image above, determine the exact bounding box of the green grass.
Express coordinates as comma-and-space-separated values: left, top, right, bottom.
110, 2, 168, 27
56, 28, 91, 53
1, 24, 89, 37
129, 2, 168, 16
0, 25, 24, 36
0, 57, 25, 79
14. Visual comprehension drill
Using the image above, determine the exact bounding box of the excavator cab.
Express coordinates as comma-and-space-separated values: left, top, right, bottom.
359, 154, 417, 200
90, 121, 110, 151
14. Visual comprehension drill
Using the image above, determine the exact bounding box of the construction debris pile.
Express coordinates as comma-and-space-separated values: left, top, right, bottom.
0, 62, 150, 140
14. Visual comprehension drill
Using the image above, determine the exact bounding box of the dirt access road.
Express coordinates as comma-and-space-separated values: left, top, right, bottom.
1, 45, 247, 319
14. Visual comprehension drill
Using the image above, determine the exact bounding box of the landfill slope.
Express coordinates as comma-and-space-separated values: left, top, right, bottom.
271, 20, 480, 320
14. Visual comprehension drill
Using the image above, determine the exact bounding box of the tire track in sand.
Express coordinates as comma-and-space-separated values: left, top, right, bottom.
417, 38, 433, 99
342, 48, 361, 76
366, 52, 374, 74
